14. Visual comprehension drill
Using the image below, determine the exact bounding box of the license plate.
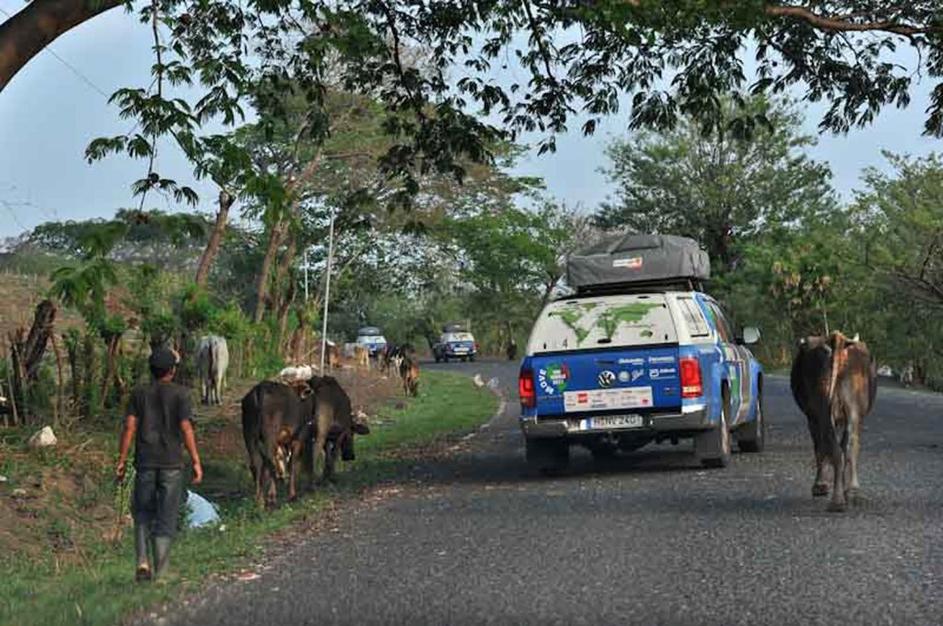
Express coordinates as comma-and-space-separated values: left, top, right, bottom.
582, 414, 644, 430
453, 348, 467, 353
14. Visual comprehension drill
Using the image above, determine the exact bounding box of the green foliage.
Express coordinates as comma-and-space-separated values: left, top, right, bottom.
596, 95, 836, 271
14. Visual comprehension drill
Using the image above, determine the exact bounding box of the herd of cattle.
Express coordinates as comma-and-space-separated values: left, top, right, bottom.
192, 335, 422, 507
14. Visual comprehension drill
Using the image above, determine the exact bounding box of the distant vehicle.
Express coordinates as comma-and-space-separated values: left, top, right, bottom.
518, 234, 764, 472
433, 323, 479, 363
355, 326, 387, 357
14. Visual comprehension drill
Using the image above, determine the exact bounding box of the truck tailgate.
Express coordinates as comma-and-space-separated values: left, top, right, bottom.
531, 346, 682, 417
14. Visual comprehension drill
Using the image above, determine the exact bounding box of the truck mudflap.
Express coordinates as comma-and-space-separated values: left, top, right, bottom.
528, 345, 683, 418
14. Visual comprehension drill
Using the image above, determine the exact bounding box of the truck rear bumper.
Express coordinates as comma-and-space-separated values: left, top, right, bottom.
521, 407, 710, 439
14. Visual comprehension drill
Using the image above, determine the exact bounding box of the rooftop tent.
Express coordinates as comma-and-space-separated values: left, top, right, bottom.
567, 233, 710, 292
442, 322, 467, 333
357, 326, 382, 336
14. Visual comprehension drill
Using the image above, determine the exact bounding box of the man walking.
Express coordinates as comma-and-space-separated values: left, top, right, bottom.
116, 347, 203, 581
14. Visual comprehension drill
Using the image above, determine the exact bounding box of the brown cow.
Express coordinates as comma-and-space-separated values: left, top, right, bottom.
400, 356, 420, 397
791, 331, 877, 512
241, 381, 315, 507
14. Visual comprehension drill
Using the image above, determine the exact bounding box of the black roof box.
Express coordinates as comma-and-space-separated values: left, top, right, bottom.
567, 233, 709, 293
357, 326, 382, 336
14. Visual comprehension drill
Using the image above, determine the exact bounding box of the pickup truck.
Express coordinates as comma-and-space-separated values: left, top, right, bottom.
518, 290, 764, 471
433, 331, 479, 363
355, 327, 387, 357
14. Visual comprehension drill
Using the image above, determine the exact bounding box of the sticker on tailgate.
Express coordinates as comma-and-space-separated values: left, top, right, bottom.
563, 387, 653, 412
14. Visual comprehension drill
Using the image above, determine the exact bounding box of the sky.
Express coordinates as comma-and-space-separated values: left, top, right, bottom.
0, 3, 940, 240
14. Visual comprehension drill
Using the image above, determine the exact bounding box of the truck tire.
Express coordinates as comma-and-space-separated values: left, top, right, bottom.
526, 438, 569, 474
469, 354, 476, 362
737, 382, 766, 453
697, 387, 732, 468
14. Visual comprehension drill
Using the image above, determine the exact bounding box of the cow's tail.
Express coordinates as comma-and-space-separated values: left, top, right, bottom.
827, 331, 849, 420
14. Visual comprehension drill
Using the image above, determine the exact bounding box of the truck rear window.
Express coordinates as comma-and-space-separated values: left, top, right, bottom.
677, 297, 710, 337
527, 294, 677, 354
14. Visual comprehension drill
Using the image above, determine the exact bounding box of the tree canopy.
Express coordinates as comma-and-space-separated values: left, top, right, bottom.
4, 2, 943, 194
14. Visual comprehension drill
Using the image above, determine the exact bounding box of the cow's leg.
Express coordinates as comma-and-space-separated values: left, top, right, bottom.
253, 458, 266, 509
808, 416, 830, 497
288, 440, 303, 501
827, 418, 848, 512
263, 462, 277, 508
312, 430, 328, 485
245, 441, 265, 508
847, 408, 862, 500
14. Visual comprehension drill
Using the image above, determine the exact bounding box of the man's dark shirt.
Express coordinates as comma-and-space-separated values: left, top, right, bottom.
126, 381, 193, 469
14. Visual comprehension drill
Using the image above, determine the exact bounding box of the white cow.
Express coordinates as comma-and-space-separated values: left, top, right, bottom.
196, 335, 229, 405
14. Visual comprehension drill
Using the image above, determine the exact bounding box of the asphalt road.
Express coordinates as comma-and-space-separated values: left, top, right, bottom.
153, 359, 943, 626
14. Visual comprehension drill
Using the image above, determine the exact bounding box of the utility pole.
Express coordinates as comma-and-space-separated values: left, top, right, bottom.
319, 213, 335, 372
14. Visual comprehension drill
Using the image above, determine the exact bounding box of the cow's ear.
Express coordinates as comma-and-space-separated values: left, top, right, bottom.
353, 422, 370, 435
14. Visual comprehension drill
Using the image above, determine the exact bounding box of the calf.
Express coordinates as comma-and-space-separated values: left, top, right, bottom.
241, 381, 314, 507
196, 335, 229, 405
307, 376, 370, 482
400, 356, 420, 397
791, 331, 877, 512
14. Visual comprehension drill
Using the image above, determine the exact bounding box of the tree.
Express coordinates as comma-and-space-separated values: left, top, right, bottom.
7, 0, 943, 205
5, 2, 943, 147
855, 152, 943, 306
595, 96, 836, 271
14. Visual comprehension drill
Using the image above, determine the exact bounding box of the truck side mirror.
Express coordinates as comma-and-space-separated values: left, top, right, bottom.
740, 326, 761, 345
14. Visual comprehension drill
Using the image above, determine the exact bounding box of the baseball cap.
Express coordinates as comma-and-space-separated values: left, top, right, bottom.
148, 347, 178, 370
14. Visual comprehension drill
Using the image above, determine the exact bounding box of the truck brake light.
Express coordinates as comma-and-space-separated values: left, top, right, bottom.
519, 369, 536, 408
680, 357, 703, 398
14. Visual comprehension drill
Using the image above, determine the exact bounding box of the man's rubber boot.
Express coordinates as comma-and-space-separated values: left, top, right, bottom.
134, 524, 152, 582
153, 536, 173, 579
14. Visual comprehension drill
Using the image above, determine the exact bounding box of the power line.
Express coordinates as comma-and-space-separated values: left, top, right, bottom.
0, 4, 111, 100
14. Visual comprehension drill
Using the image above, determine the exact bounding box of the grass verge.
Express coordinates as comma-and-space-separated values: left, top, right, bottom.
0, 370, 498, 626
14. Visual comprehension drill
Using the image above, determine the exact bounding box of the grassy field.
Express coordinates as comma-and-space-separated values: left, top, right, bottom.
0, 370, 498, 626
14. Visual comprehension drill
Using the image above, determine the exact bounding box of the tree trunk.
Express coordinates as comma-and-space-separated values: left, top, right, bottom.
0, 0, 124, 92
64, 333, 80, 412
6, 299, 57, 423
194, 189, 234, 287
276, 280, 296, 352
254, 219, 285, 323
273, 235, 298, 341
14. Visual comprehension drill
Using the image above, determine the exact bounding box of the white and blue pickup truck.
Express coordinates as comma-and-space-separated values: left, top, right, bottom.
355, 326, 388, 357
433, 326, 479, 363
517, 234, 765, 471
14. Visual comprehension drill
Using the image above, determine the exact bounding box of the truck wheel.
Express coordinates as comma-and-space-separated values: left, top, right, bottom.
697, 388, 732, 468
469, 354, 476, 362
434, 355, 441, 363
526, 438, 569, 475
737, 383, 766, 453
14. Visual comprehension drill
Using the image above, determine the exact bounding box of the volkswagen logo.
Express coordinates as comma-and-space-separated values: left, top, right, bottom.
597, 370, 616, 388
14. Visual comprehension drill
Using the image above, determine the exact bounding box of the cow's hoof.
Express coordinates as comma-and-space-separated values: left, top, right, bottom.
812, 484, 830, 497
846, 487, 862, 504
826, 500, 847, 513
